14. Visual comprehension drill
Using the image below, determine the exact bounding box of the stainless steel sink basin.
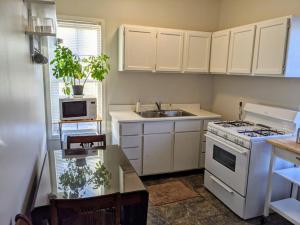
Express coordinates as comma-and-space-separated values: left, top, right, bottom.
138, 111, 162, 118
136, 110, 195, 118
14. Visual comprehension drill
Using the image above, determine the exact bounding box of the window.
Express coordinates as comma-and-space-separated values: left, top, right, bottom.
48, 20, 102, 136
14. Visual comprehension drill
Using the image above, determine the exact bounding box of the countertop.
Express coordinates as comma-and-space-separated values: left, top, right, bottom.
109, 107, 221, 123
267, 137, 300, 155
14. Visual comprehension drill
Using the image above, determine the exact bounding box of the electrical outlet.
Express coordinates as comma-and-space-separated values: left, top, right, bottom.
239, 98, 244, 107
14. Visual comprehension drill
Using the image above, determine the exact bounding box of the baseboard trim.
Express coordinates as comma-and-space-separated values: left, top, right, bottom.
140, 169, 204, 181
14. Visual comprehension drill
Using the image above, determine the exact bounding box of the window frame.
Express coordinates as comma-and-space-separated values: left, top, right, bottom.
43, 15, 106, 140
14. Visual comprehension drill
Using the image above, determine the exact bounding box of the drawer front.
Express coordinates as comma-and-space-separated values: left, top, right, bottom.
144, 122, 173, 134
204, 171, 245, 218
120, 123, 142, 136
120, 136, 141, 148
175, 120, 201, 132
123, 147, 141, 160
130, 159, 142, 175
275, 147, 300, 165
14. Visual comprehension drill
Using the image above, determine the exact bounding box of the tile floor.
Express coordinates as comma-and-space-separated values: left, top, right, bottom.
143, 173, 292, 225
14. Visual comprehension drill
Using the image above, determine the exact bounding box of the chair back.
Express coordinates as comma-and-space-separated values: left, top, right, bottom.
50, 193, 120, 225
15, 214, 32, 225
67, 135, 106, 149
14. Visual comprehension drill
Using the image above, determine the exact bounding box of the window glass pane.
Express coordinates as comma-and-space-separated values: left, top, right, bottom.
49, 21, 102, 136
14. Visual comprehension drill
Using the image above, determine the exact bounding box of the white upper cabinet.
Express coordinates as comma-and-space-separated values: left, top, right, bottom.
156, 29, 184, 72
119, 17, 300, 77
228, 25, 256, 75
210, 30, 231, 73
252, 17, 289, 76
284, 16, 300, 77
183, 31, 211, 73
119, 25, 156, 72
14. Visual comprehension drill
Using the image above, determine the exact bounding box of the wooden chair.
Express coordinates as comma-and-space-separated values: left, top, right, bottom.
15, 214, 32, 225
31, 205, 51, 225
67, 134, 106, 149
50, 193, 121, 225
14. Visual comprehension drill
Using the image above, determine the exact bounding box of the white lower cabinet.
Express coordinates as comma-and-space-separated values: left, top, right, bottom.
174, 132, 200, 171
115, 119, 217, 176
200, 152, 206, 168
143, 133, 173, 175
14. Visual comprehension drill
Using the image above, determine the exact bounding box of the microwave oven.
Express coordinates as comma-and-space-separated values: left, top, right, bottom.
59, 97, 97, 121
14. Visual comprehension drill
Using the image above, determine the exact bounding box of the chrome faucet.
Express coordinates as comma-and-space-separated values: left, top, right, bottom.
155, 101, 162, 111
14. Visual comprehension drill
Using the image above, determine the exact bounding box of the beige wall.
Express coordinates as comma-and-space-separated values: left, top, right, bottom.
218, 0, 300, 29
0, 0, 47, 224
56, 0, 221, 119
212, 0, 300, 120
56, 0, 300, 121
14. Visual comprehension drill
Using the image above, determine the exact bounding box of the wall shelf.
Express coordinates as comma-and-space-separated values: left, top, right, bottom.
25, 30, 56, 37
24, 0, 55, 5
23, 0, 56, 62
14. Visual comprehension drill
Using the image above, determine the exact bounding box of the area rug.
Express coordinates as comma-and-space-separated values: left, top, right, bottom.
148, 180, 198, 206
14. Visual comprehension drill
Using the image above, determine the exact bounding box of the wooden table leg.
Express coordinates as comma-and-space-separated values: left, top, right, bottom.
121, 191, 149, 225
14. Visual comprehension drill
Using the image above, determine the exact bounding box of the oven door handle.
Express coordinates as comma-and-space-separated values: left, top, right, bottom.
205, 134, 248, 155
210, 175, 234, 194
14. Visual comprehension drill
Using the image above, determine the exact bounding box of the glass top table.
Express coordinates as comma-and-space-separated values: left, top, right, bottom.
33, 145, 148, 225
48, 145, 146, 200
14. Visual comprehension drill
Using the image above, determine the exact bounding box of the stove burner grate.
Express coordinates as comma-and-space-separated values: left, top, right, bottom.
215, 120, 255, 128
238, 129, 285, 137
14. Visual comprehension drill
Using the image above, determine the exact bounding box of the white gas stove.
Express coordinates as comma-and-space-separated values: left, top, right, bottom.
204, 103, 300, 219
208, 120, 289, 149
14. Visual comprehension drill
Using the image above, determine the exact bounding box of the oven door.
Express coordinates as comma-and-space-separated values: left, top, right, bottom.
205, 133, 250, 196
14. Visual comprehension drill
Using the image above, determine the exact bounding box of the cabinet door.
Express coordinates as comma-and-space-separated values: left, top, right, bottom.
174, 132, 200, 171
123, 26, 156, 71
156, 29, 184, 72
143, 133, 173, 175
228, 25, 256, 74
252, 17, 289, 75
210, 30, 231, 73
183, 31, 211, 73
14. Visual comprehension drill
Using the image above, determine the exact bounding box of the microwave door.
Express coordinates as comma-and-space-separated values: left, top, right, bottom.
62, 101, 87, 118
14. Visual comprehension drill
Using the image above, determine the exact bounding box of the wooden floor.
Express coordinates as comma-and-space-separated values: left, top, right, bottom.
143, 173, 292, 225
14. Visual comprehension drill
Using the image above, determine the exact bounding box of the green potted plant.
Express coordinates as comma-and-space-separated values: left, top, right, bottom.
50, 44, 110, 96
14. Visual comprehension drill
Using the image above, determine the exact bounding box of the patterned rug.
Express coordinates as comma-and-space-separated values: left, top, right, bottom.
148, 180, 198, 206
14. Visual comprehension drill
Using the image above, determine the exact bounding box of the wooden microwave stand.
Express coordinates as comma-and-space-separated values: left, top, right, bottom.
57, 118, 102, 149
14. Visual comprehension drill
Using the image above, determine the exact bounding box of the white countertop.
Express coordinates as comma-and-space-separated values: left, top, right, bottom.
109, 106, 221, 123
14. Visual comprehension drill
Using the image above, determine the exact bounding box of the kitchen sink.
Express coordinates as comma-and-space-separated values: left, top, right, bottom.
136, 110, 196, 118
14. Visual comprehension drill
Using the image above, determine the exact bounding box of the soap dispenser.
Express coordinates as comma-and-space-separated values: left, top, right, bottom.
135, 100, 141, 113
